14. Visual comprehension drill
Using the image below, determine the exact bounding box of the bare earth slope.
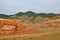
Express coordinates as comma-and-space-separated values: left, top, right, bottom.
0, 19, 37, 36
0, 19, 60, 40
39, 19, 60, 30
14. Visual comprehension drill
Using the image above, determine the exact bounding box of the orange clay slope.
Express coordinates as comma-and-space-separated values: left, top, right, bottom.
0, 19, 60, 36
0, 19, 37, 36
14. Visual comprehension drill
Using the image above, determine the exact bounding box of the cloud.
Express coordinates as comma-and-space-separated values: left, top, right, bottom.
0, 0, 60, 15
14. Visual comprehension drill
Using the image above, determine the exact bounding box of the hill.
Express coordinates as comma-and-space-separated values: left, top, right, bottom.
9, 11, 56, 24
0, 19, 60, 40
0, 14, 9, 19
0, 11, 60, 40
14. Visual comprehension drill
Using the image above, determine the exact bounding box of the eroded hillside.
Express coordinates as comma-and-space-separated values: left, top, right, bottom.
0, 12, 60, 40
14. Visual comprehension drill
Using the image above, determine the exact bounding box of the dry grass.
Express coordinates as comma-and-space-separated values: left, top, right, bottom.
0, 31, 60, 40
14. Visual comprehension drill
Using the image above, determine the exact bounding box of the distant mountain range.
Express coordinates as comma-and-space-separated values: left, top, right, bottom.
0, 11, 56, 18
0, 11, 60, 23
0, 14, 9, 18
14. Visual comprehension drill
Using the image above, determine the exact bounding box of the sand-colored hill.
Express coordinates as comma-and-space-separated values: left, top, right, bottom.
0, 19, 60, 35
39, 19, 60, 29
0, 19, 60, 40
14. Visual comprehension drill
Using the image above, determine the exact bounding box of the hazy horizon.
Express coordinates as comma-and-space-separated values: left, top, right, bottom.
0, 0, 60, 15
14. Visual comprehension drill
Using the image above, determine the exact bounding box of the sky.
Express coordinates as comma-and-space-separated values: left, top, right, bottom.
0, 0, 60, 15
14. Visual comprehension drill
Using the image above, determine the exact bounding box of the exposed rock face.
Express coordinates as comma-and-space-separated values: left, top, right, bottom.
1, 25, 16, 31
0, 19, 29, 35
0, 19, 19, 34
